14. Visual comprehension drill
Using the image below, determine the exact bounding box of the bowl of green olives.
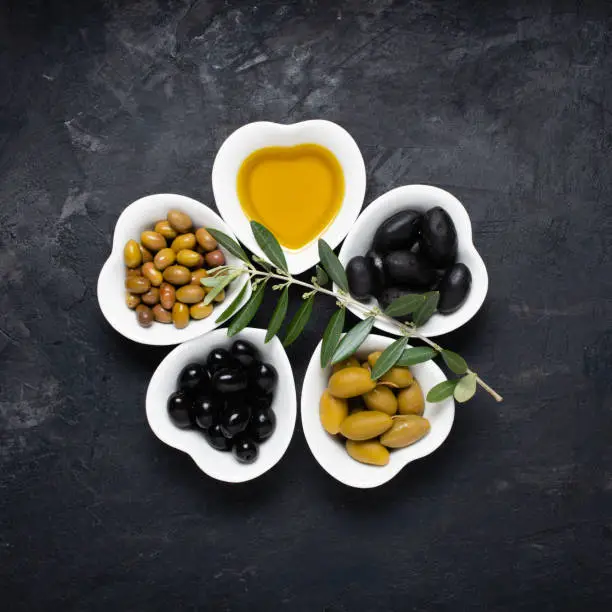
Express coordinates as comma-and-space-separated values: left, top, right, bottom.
146, 327, 297, 483
301, 333, 455, 488
97, 193, 251, 345
338, 185, 488, 337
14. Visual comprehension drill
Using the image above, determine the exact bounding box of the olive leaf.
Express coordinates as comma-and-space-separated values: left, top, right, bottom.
251, 221, 288, 273
316, 265, 329, 286
215, 281, 250, 324
205, 227, 250, 264
370, 336, 409, 380
283, 295, 314, 347
454, 372, 477, 403
265, 285, 289, 343
442, 350, 468, 375
320, 307, 345, 368
318, 240, 348, 292
396, 346, 437, 366
384, 293, 426, 317
426, 379, 458, 402
227, 280, 267, 336
412, 291, 440, 327
330, 316, 375, 365
203, 272, 239, 306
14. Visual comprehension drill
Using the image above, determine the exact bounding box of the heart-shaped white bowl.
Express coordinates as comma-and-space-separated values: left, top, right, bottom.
97, 193, 251, 346
212, 120, 366, 275
338, 185, 488, 337
301, 334, 455, 489
146, 328, 297, 483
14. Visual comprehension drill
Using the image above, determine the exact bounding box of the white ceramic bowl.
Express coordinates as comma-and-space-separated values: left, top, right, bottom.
146, 328, 297, 483
338, 185, 488, 337
97, 193, 251, 346
301, 334, 455, 489
212, 120, 366, 275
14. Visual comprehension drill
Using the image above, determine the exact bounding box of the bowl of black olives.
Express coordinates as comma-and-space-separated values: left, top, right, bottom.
145, 328, 297, 482
338, 185, 488, 337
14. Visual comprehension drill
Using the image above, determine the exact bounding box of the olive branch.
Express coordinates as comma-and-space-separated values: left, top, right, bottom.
202, 221, 502, 404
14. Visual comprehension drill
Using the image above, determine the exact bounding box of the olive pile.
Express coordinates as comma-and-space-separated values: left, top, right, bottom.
167, 340, 278, 464
124, 209, 228, 329
346, 207, 472, 317
319, 352, 430, 466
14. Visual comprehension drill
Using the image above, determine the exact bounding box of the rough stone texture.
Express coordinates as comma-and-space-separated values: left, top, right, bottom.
1, 1, 611, 610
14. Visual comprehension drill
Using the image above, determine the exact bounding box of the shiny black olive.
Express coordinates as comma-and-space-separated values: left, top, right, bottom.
178, 363, 209, 392
248, 406, 276, 442
206, 348, 239, 376
365, 250, 385, 296
167, 391, 193, 429
192, 394, 221, 430
346, 256, 375, 300
232, 435, 259, 464
220, 402, 252, 437
438, 263, 472, 314
230, 339, 260, 368
249, 362, 278, 395
378, 287, 417, 321
372, 210, 423, 253
384, 251, 437, 289
421, 207, 457, 267
212, 368, 248, 395
205, 423, 233, 451
252, 394, 273, 411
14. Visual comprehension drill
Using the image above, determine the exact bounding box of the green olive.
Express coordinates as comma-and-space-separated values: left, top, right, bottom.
152, 304, 172, 323
140, 231, 166, 252
171, 233, 196, 253
172, 302, 190, 329
159, 283, 176, 310
124, 239, 142, 268
363, 385, 398, 416
328, 367, 376, 398
176, 285, 205, 304
142, 262, 163, 287
141, 287, 160, 306
339, 410, 393, 441
177, 249, 204, 268
153, 248, 176, 271
167, 209, 193, 233
125, 276, 151, 294
125, 266, 142, 278
135, 304, 153, 328
367, 351, 382, 367
163, 265, 191, 286
381, 366, 414, 388
332, 357, 360, 373
195, 228, 218, 252
191, 269, 208, 285
189, 301, 214, 320
397, 381, 424, 415
380, 415, 430, 448
126, 292, 140, 309
154, 220, 178, 240
346, 439, 390, 466
213, 289, 226, 303
319, 390, 348, 435
139, 244, 153, 263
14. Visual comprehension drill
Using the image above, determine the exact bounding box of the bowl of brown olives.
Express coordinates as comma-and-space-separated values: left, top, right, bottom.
97, 194, 251, 345
146, 327, 297, 483
338, 185, 488, 337
301, 333, 455, 488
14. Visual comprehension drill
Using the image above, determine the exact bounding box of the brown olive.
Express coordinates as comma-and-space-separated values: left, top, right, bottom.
397, 381, 424, 415
142, 262, 163, 287
124, 239, 142, 268
191, 269, 208, 285
167, 209, 193, 233
163, 265, 191, 285
154, 220, 178, 240
363, 385, 398, 415
152, 304, 172, 323
125, 266, 142, 278
205, 249, 225, 268
176, 285, 205, 304
140, 231, 166, 252
171, 233, 196, 253
177, 249, 204, 268
380, 415, 430, 448
189, 301, 214, 320
159, 282, 176, 310
328, 367, 376, 398
139, 244, 153, 263
339, 411, 393, 440
136, 304, 154, 328
141, 287, 160, 306
346, 439, 390, 466
319, 390, 348, 435
195, 228, 218, 252
153, 248, 176, 271
332, 357, 360, 373
126, 293, 141, 309
125, 276, 151, 294
172, 302, 190, 329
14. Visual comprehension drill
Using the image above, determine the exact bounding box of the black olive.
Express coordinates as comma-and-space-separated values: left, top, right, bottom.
438, 263, 472, 314
249, 362, 278, 395
384, 251, 437, 289
421, 207, 457, 267
346, 256, 375, 300
230, 339, 260, 368
248, 406, 276, 442
204, 423, 233, 451
206, 348, 239, 376
220, 402, 252, 437
252, 394, 273, 411
232, 435, 259, 464
365, 250, 385, 296
167, 391, 193, 429
212, 368, 248, 394
178, 363, 209, 392
372, 210, 423, 253
192, 394, 221, 430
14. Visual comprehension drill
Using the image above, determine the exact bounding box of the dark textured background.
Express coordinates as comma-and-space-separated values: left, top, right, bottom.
1, 1, 611, 610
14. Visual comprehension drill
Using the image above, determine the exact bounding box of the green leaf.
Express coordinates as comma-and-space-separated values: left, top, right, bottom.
250, 221, 288, 273
426, 379, 458, 403
320, 308, 345, 368
396, 346, 437, 367
205, 227, 250, 264
283, 295, 314, 347
203, 272, 238, 306
442, 350, 468, 375
316, 265, 329, 286
265, 285, 289, 343
215, 281, 250, 324
370, 336, 409, 380
412, 291, 440, 327
384, 293, 425, 317
227, 281, 267, 336
201, 276, 224, 287
454, 372, 477, 403
330, 317, 375, 364
318, 240, 348, 292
